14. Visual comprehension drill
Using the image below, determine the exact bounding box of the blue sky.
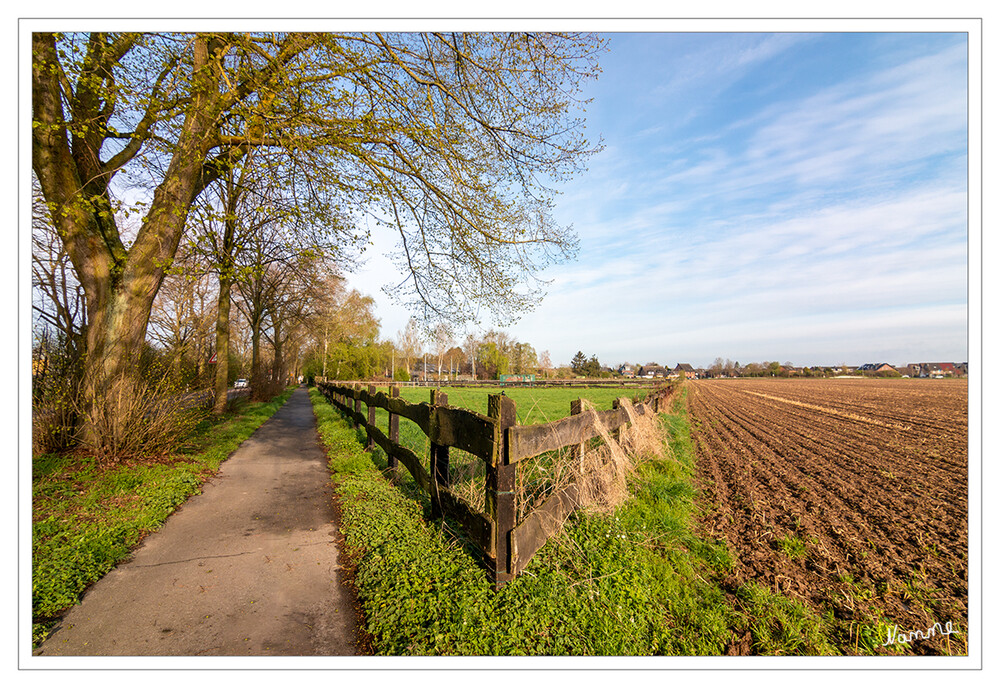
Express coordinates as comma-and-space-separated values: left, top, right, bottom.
351, 31, 971, 368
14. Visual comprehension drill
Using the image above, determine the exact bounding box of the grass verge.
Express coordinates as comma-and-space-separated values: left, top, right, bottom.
310, 385, 839, 655
31, 387, 295, 647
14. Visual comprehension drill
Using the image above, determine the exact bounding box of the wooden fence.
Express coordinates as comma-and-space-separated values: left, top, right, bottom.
316, 381, 674, 587
319, 377, 668, 389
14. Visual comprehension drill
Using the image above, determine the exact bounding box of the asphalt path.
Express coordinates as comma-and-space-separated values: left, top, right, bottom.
35, 386, 362, 657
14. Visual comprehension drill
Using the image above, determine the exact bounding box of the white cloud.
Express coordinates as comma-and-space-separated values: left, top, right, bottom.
517, 179, 967, 366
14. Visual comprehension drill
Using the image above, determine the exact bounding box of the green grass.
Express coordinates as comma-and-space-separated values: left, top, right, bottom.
778, 534, 809, 560
735, 583, 838, 655
396, 385, 652, 425
31, 388, 295, 647
311, 384, 842, 656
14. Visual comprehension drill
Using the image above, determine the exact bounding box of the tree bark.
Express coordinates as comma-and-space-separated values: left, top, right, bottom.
213, 274, 233, 414
251, 327, 262, 386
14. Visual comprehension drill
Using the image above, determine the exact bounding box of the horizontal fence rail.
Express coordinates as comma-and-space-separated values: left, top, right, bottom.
316, 380, 674, 586
319, 377, 669, 389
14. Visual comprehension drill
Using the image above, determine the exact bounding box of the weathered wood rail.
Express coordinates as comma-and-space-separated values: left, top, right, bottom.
316, 381, 673, 586
323, 378, 667, 389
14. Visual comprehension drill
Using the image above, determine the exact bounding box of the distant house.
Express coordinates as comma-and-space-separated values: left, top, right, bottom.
671, 363, 696, 379
619, 364, 636, 378
937, 362, 957, 377
637, 365, 667, 378
858, 363, 897, 374
910, 362, 961, 378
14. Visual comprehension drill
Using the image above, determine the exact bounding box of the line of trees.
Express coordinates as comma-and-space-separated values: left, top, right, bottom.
31, 30, 603, 460
703, 359, 895, 378
383, 323, 551, 382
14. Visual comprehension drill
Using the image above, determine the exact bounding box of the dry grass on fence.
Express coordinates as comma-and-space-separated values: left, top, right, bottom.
572, 397, 668, 515
447, 396, 669, 524
447, 450, 488, 513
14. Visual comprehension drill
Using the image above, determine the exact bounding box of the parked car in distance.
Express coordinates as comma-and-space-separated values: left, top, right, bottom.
234, 378, 248, 389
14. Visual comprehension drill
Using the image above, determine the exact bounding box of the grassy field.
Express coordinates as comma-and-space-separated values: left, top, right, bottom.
31, 388, 295, 647
312, 383, 841, 655
395, 384, 652, 425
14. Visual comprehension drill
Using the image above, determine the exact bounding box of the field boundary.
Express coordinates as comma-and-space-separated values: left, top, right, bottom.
316, 381, 674, 586
323, 378, 667, 389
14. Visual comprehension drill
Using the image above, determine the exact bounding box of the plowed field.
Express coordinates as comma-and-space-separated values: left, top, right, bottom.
687, 377, 968, 654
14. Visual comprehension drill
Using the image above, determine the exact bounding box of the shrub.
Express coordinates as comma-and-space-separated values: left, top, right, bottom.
32, 334, 84, 454
77, 372, 204, 466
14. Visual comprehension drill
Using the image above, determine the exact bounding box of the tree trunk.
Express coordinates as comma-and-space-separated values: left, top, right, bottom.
272, 318, 283, 389
212, 174, 240, 414
213, 274, 232, 414
251, 326, 262, 385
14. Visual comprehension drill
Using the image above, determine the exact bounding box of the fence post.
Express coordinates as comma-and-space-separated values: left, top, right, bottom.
486, 393, 517, 588
429, 389, 450, 519
367, 385, 376, 450
612, 398, 624, 444
570, 398, 585, 466
353, 384, 361, 428
388, 386, 400, 479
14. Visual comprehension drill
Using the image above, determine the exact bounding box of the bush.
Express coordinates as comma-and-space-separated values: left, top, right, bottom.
32, 334, 84, 454
77, 372, 204, 466
249, 366, 292, 402
33, 385, 79, 455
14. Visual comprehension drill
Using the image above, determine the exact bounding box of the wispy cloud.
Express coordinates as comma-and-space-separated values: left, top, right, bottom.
522, 35, 969, 366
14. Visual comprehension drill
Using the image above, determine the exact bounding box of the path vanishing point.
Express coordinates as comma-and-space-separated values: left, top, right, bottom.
35, 386, 363, 656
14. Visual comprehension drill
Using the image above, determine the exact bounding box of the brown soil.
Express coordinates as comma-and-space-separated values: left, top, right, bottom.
686, 377, 968, 655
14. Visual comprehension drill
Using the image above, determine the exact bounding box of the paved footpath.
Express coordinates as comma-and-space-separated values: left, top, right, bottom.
35, 386, 362, 656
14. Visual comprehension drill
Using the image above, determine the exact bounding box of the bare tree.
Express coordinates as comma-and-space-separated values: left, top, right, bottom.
31, 179, 87, 358
462, 332, 481, 380
538, 350, 553, 379
432, 324, 453, 382
147, 251, 216, 386
396, 318, 423, 380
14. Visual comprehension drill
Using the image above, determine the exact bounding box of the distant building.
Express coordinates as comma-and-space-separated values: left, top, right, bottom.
858, 363, 897, 374
906, 362, 964, 378
670, 363, 696, 379
637, 365, 667, 378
